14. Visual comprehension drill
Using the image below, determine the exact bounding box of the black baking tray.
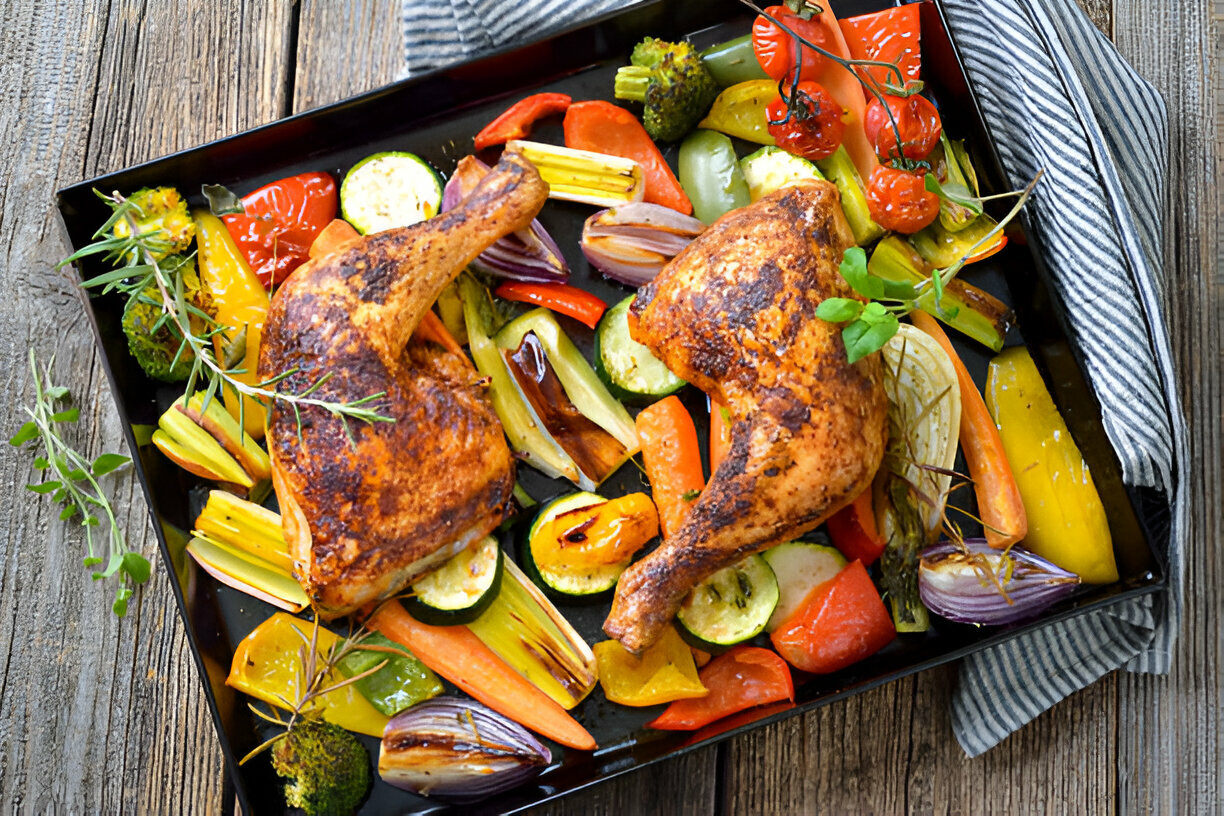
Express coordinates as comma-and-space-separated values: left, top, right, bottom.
55, 1, 1172, 813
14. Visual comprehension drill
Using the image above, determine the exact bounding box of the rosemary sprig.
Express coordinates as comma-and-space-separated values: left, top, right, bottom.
62, 190, 395, 438
241, 615, 388, 764
9, 350, 150, 616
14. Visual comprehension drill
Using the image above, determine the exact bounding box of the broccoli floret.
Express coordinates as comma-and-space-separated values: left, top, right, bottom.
112, 187, 195, 260
271, 719, 371, 816
614, 37, 719, 143
121, 254, 202, 383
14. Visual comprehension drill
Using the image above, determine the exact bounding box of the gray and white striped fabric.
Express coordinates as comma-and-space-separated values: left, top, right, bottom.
402, 0, 1186, 756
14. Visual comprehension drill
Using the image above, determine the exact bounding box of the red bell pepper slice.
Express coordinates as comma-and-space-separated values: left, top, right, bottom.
563, 100, 693, 215
222, 172, 337, 288
826, 487, 886, 566
839, 5, 922, 98
647, 646, 794, 731
770, 560, 896, 674
493, 281, 607, 329
474, 92, 572, 151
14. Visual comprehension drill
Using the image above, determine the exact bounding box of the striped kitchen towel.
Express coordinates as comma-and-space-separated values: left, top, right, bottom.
401, 0, 1187, 756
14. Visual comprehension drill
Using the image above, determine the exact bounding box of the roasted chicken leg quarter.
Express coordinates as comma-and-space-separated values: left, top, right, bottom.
603, 180, 889, 653
259, 152, 548, 618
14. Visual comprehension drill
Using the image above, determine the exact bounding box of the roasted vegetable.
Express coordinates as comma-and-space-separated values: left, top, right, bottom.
919, 539, 1080, 625
379, 698, 551, 802
614, 37, 720, 142
227, 613, 389, 738
647, 646, 794, 730
816, 145, 885, 246
593, 624, 707, 706
111, 186, 194, 259
986, 347, 1118, 583
152, 393, 271, 490
335, 633, 443, 717
508, 138, 645, 208
271, 719, 370, 816
467, 559, 600, 710
697, 79, 777, 145
121, 254, 202, 382
875, 324, 962, 632
700, 34, 769, 87
188, 490, 306, 612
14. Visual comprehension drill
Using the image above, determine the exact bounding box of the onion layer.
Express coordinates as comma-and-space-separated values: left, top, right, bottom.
918, 539, 1080, 626
442, 157, 569, 282
581, 202, 705, 286
379, 697, 551, 802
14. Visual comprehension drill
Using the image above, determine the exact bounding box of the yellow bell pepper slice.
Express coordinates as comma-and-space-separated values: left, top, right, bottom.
697, 80, 777, 146
986, 347, 1119, 584
593, 625, 707, 707
226, 613, 389, 737
193, 210, 269, 440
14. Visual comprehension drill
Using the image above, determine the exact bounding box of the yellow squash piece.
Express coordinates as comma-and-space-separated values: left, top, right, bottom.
986, 347, 1118, 584
193, 210, 269, 439
697, 80, 777, 146
227, 613, 389, 738
532, 492, 659, 572
593, 625, 707, 707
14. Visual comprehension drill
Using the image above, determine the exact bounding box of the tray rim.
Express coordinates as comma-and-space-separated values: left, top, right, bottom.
51, 1, 1172, 813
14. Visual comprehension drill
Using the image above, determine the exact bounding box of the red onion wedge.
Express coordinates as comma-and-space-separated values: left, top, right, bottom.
442, 157, 569, 283
918, 539, 1081, 626
581, 202, 705, 286
379, 697, 551, 802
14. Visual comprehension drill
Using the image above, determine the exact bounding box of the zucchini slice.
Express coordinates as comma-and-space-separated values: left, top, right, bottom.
524, 492, 625, 599
677, 554, 779, 652
762, 540, 847, 632
340, 151, 443, 235
594, 296, 686, 404
739, 145, 824, 202
402, 535, 502, 625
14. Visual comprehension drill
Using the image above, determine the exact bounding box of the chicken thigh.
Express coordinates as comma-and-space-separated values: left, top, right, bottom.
259, 151, 548, 618
604, 180, 889, 653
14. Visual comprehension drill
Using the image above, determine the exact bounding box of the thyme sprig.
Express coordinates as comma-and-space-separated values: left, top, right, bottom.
10, 350, 150, 616
61, 190, 395, 438
241, 614, 391, 764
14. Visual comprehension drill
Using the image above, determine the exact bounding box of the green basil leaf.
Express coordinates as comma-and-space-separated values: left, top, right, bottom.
838, 247, 884, 299
26, 481, 61, 494
842, 314, 900, 364
121, 551, 152, 583
815, 298, 864, 323
51, 408, 79, 424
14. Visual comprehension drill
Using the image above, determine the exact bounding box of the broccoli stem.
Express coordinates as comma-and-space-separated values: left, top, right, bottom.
614, 65, 653, 103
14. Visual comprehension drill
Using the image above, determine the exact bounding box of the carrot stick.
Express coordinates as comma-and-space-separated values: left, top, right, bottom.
307, 218, 360, 260
636, 396, 705, 540
815, 11, 881, 183
414, 310, 465, 358
368, 601, 597, 750
708, 398, 731, 474
564, 100, 693, 215
910, 311, 1027, 547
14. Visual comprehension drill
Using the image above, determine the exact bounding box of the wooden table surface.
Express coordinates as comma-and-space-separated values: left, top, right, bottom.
0, 1, 1218, 813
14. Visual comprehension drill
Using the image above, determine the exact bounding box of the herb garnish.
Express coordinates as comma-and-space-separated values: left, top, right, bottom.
10, 350, 149, 616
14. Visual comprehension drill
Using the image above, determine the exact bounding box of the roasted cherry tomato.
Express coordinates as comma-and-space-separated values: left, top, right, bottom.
221, 172, 337, 287
752, 5, 838, 83
863, 94, 942, 161
766, 81, 845, 161
865, 165, 940, 234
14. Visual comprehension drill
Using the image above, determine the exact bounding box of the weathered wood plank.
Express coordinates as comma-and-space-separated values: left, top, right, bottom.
294, 0, 405, 112
0, 0, 293, 813
1112, 0, 1223, 812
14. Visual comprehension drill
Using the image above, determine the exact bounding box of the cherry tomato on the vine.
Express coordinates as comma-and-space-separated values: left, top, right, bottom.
863, 94, 942, 161
865, 165, 940, 234
766, 81, 846, 161
752, 5, 839, 83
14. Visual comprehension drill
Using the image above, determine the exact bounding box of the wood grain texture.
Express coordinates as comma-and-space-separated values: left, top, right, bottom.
0, 0, 292, 813
0, 0, 1216, 813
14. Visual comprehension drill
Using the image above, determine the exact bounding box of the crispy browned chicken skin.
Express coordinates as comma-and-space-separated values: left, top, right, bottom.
259, 152, 548, 618
604, 180, 889, 653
